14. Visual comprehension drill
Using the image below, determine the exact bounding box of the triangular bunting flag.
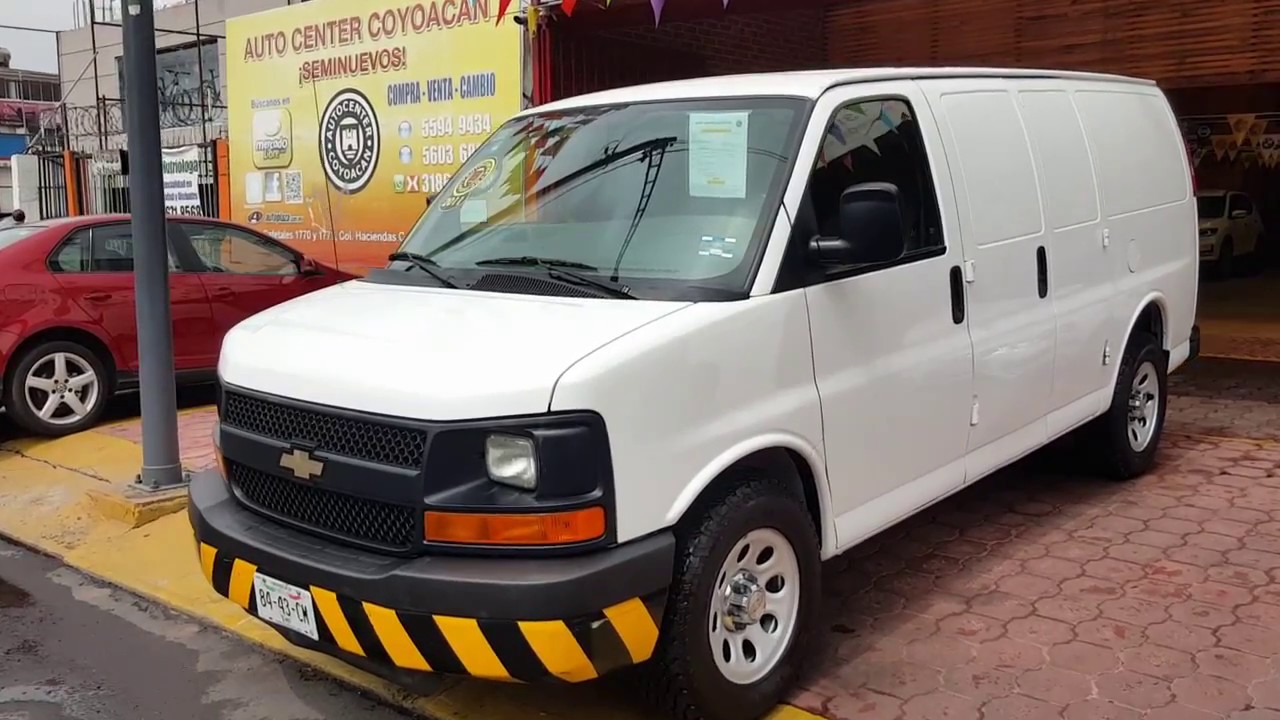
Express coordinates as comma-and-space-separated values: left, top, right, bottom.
528, 3, 540, 34
1228, 115, 1256, 145
562, 0, 577, 15
1213, 136, 1230, 160
495, 0, 514, 23
651, 0, 665, 24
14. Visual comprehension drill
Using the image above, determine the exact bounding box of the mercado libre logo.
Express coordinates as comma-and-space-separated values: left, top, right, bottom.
320, 88, 380, 194
441, 156, 498, 210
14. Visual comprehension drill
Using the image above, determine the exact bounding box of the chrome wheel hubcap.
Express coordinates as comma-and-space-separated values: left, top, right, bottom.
1127, 360, 1160, 452
23, 352, 100, 426
710, 528, 800, 685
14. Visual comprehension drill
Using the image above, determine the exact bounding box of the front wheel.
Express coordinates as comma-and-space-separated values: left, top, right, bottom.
644, 477, 820, 720
3, 340, 110, 437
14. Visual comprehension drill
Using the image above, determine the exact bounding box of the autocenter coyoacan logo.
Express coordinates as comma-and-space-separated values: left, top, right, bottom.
319, 88, 379, 194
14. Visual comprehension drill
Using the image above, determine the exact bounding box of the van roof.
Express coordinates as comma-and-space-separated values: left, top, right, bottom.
527, 67, 1157, 114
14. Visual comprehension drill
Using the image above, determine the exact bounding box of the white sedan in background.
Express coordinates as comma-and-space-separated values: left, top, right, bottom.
1199, 189, 1266, 277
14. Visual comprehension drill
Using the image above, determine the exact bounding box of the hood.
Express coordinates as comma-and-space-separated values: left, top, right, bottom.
218, 280, 691, 420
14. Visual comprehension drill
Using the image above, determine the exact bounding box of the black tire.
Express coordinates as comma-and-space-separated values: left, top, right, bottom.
1088, 332, 1167, 480
642, 476, 820, 720
1215, 238, 1235, 279
3, 340, 111, 437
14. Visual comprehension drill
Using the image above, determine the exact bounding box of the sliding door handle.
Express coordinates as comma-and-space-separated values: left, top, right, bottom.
949, 265, 965, 324
1036, 246, 1048, 299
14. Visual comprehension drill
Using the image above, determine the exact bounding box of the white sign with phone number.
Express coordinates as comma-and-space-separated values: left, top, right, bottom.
161, 145, 203, 216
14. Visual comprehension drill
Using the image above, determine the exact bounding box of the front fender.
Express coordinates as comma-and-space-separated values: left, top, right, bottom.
664, 432, 835, 555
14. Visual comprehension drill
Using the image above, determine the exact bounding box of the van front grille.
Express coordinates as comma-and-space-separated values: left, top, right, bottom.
220, 390, 427, 470
227, 461, 418, 550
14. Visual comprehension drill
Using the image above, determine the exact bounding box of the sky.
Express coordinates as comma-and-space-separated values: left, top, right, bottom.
0, 1, 77, 73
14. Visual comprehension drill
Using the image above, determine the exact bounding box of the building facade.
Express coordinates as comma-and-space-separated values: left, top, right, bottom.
56, 0, 310, 152
0, 48, 60, 214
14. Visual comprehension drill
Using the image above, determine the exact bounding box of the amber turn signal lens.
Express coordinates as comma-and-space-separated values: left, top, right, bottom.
425, 507, 606, 546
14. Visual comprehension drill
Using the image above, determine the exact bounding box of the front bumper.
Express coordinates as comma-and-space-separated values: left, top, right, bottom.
189, 470, 673, 684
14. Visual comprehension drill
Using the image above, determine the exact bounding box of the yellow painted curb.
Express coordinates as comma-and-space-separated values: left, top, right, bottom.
2, 429, 142, 485
85, 485, 189, 529
2, 429, 190, 527
0, 450, 825, 720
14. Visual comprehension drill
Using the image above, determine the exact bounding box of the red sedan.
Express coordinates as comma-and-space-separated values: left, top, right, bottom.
0, 215, 353, 436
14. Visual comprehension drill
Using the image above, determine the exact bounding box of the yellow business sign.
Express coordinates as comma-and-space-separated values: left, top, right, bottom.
226, 0, 521, 273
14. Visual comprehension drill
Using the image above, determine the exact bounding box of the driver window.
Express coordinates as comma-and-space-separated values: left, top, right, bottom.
1229, 194, 1253, 216
181, 223, 298, 275
806, 98, 943, 257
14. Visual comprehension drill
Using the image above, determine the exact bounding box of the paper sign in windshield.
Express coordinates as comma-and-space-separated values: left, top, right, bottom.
698, 235, 737, 259
689, 112, 749, 199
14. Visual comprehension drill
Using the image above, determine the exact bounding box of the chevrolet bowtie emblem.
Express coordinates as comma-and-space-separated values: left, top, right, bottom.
279, 448, 324, 481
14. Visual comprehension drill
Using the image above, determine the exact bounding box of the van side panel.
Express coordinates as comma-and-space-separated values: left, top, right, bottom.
1013, 86, 1113, 435
1072, 88, 1196, 364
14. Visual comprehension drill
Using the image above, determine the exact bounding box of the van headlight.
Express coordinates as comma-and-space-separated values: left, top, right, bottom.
485, 434, 538, 490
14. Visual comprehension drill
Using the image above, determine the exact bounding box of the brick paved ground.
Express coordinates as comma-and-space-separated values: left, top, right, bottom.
96, 406, 219, 472
1169, 360, 1280, 442
1201, 335, 1280, 363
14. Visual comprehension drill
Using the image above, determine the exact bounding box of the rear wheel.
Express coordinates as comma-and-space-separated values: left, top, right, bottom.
644, 476, 820, 720
4, 340, 110, 437
1088, 332, 1166, 480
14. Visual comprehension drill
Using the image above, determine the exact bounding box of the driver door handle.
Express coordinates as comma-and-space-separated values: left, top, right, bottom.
209, 286, 235, 300
82, 291, 112, 302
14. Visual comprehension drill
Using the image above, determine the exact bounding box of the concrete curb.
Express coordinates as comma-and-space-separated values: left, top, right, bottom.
3, 428, 191, 529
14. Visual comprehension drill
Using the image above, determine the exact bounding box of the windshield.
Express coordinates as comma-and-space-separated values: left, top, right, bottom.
0, 225, 43, 251
1197, 195, 1227, 219
384, 97, 810, 300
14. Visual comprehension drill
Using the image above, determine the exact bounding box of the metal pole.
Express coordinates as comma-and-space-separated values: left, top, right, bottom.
122, 0, 185, 490
88, 0, 104, 151
194, 0, 208, 146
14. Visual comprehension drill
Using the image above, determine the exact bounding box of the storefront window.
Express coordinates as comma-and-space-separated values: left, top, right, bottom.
393, 97, 810, 300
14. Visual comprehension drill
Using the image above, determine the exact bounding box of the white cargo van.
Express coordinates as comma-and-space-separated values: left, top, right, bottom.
191, 68, 1199, 720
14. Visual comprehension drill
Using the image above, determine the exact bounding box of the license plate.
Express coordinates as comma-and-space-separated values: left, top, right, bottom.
252, 573, 319, 641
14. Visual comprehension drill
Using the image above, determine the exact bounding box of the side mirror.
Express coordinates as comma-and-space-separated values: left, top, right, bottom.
807, 182, 906, 266
1230, 209, 1249, 219
297, 256, 323, 276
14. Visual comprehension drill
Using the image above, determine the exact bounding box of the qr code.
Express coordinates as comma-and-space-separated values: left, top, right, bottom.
283, 171, 303, 204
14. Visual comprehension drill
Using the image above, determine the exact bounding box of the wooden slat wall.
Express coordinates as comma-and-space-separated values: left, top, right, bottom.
826, 0, 1280, 87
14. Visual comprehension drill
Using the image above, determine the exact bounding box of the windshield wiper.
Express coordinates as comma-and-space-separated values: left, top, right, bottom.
476, 255, 597, 270
474, 256, 635, 299
387, 251, 459, 288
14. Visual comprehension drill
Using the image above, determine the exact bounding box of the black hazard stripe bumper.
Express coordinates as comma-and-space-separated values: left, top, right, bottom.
188, 469, 674, 684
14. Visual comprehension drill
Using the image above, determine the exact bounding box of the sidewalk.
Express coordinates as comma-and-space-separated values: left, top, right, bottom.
4, 359, 1280, 720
